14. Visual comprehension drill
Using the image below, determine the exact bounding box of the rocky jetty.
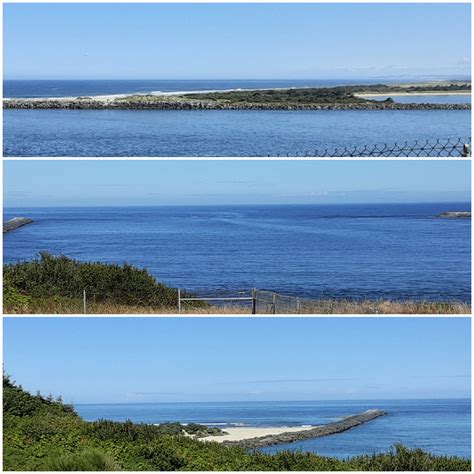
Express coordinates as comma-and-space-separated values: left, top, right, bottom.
3, 97, 471, 111
224, 409, 387, 448
437, 211, 471, 219
3, 217, 33, 233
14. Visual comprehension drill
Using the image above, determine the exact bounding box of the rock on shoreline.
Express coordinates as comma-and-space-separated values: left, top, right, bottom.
3, 217, 33, 233
223, 409, 387, 448
437, 212, 471, 218
3, 97, 471, 111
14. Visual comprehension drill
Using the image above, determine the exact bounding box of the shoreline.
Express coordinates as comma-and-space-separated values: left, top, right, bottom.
5, 84, 472, 102
202, 425, 316, 443
4, 83, 471, 110
356, 91, 471, 97
204, 410, 388, 448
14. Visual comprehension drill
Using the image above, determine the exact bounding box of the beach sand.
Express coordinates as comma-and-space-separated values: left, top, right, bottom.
201, 425, 316, 443
356, 91, 471, 98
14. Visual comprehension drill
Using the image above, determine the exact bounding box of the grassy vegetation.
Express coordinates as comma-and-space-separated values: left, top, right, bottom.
3, 374, 470, 471
181, 87, 377, 104
177, 83, 471, 104
3, 252, 202, 313
111, 83, 472, 108
4, 294, 469, 315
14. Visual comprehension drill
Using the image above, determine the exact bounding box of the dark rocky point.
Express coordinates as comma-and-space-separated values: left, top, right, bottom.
3, 217, 33, 233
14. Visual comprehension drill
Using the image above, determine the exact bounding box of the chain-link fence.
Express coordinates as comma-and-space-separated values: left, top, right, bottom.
266, 137, 471, 157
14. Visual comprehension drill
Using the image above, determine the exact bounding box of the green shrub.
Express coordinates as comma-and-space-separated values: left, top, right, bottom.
3, 373, 76, 418
42, 449, 121, 471
4, 252, 198, 309
3, 278, 32, 309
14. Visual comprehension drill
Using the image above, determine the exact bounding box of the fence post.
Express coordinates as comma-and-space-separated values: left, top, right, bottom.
83, 289, 87, 315
177, 289, 181, 315
272, 293, 276, 314
251, 288, 257, 315
462, 144, 471, 157
296, 298, 300, 314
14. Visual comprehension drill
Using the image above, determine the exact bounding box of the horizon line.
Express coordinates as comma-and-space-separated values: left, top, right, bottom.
4, 75, 472, 81
72, 396, 471, 406
4, 200, 471, 209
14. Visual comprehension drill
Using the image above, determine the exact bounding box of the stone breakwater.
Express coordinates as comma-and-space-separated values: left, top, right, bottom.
437, 212, 471, 218
3, 98, 471, 111
223, 409, 387, 448
4, 217, 33, 233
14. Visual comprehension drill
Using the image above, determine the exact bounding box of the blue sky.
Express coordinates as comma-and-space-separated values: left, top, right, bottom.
4, 3, 471, 79
3, 160, 471, 207
3, 317, 470, 403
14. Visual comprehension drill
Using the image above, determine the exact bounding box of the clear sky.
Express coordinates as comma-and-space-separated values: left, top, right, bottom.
3, 160, 471, 207
3, 317, 470, 403
4, 3, 471, 80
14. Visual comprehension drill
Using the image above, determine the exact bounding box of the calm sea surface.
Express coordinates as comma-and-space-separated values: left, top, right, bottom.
3, 80, 470, 157
75, 399, 471, 459
3, 204, 471, 302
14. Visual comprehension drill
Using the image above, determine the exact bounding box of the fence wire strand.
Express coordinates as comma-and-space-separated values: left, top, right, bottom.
262, 137, 471, 158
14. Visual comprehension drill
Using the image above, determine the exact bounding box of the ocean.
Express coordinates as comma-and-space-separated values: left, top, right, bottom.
3, 79, 471, 157
74, 399, 471, 459
3, 203, 471, 302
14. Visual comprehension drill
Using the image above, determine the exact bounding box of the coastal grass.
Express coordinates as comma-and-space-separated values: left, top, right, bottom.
3, 375, 470, 471
4, 296, 470, 315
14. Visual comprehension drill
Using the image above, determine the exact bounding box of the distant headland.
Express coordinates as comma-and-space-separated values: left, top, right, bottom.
4, 82, 471, 111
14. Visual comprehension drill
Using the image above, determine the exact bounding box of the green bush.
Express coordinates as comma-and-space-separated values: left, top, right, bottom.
43, 449, 121, 471
3, 278, 32, 309
4, 252, 198, 309
3, 373, 76, 418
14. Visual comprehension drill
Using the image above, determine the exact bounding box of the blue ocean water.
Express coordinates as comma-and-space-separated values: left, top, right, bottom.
366, 94, 471, 104
3, 203, 471, 302
3, 80, 471, 157
3, 109, 470, 157
75, 399, 471, 459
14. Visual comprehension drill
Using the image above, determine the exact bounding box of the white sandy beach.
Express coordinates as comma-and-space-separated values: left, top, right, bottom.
3, 87, 297, 102
356, 91, 471, 98
201, 425, 316, 443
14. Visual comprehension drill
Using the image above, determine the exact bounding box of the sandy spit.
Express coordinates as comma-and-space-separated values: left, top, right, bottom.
201, 425, 316, 443
356, 91, 471, 97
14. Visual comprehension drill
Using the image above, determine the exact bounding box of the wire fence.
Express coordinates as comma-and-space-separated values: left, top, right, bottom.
266, 137, 471, 157
176, 289, 426, 314
176, 288, 384, 315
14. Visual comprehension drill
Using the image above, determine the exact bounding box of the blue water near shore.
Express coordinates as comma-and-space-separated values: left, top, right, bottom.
3, 80, 471, 157
3, 203, 471, 302
75, 399, 471, 459
3, 109, 470, 157
365, 94, 471, 104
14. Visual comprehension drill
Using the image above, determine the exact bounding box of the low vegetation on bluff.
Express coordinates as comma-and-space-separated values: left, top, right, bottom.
3, 252, 201, 313
3, 375, 470, 471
